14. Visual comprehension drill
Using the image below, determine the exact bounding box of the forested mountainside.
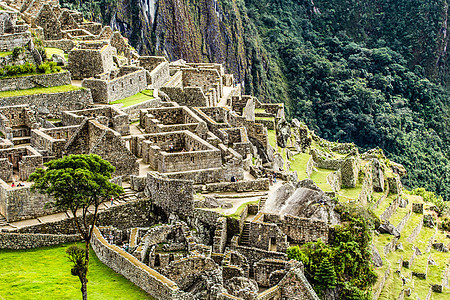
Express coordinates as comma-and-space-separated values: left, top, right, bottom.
62, 0, 450, 200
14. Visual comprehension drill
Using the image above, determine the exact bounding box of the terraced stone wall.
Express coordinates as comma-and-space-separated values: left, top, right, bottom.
0, 232, 80, 249
0, 88, 93, 117
0, 71, 71, 92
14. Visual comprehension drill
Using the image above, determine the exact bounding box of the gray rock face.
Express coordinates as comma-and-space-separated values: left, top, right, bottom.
432, 243, 449, 252
276, 117, 291, 148
243, 98, 255, 121
264, 179, 340, 225
423, 214, 436, 228
372, 244, 383, 267
273, 152, 284, 171
225, 277, 258, 300
399, 197, 408, 208
378, 222, 400, 238
52, 53, 66, 66
372, 158, 385, 192
203, 196, 220, 208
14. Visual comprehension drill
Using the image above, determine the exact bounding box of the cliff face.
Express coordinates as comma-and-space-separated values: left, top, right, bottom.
90, 0, 252, 85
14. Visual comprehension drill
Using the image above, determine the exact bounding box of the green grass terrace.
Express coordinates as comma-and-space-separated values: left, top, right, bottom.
109, 90, 154, 107
0, 242, 153, 299
0, 85, 82, 98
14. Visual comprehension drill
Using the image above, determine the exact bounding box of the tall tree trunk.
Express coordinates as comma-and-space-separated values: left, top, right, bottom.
81, 277, 88, 300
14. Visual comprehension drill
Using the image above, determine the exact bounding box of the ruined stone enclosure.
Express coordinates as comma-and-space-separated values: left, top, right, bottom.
139, 106, 204, 134
68, 41, 114, 80
138, 130, 222, 173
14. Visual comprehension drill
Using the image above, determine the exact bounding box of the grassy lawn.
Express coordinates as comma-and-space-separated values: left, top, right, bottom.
45, 47, 68, 61
373, 194, 397, 216
310, 167, 333, 192
289, 152, 310, 180
0, 242, 152, 300
0, 85, 82, 98
339, 184, 362, 200
109, 90, 154, 107
226, 199, 260, 219
267, 129, 277, 149
0, 51, 12, 58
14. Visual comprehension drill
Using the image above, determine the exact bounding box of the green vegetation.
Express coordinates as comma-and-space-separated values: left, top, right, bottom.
0, 61, 61, 79
267, 129, 277, 149
30, 154, 124, 300
226, 199, 260, 219
0, 243, 152, 299
109, 90, 154, 107
288, 203, 378, 299
0, 85, 81, 98
0, 51, 12, 57
289, 152, 310, 180
45, 47, 66, 60
243, 0, 450, 201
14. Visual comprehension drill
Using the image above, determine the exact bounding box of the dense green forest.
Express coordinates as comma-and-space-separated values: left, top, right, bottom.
242, 0, 450, 200
61, 0, 450, 200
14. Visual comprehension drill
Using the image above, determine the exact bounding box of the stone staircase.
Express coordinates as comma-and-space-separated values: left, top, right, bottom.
0, 214, 7, 226
115, 188, 137, 204
240, 221, 250, 246
259, 196, 267, 211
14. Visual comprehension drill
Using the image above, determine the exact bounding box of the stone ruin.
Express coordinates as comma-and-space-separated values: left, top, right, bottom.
0, 1, 430, 299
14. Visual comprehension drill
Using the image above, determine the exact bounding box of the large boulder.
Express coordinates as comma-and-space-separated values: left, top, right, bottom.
273, 152, 284, 171
372, 244, 383, 267
275, 117, 291, 148
225, 277, 258, 300
372, 158, 385, 192
378, 221, 400, 238
264, 179, 340, 225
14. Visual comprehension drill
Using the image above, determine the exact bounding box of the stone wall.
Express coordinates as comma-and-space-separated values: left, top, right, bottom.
380, 197, 399, 221
8, 198, 157, 234
144, 172, 194, 216
43, 39, 75, 51
279, 215, 330, 244
68, 43, 114, 80
0, 88, 93, 117
0, 179, 57, 222
90, 226, 191, 300
0, 232, 80, 249
248, 214, 289, 253
82, 68, 147, 103
160, 86, 209, 107
139, 56, 170, 88
310, 149, 343, 170
231, 244, 287, 274
62, 106, 129, 135
65, 119, 138, 176
121, 97, 162, 120
406, 218, 424, 243
340, 157, 359, 188
203, 179, 270, 193
0, 71, 71, 92
0, 31, 31, 51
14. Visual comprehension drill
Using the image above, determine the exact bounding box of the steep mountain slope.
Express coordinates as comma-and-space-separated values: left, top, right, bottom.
61, 0, 450, 200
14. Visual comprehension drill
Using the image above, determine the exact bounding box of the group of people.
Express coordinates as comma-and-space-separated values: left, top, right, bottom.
10, 182, 24, 187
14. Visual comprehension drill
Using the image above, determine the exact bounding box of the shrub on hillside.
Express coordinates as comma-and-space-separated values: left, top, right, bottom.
37, 61, 61, 74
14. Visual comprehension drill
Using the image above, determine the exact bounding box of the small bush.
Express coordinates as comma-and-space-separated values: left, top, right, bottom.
439, 216, 450, 231
12, 47, 25, 59
0, 62, 36, 77
37, 61, 61, 74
